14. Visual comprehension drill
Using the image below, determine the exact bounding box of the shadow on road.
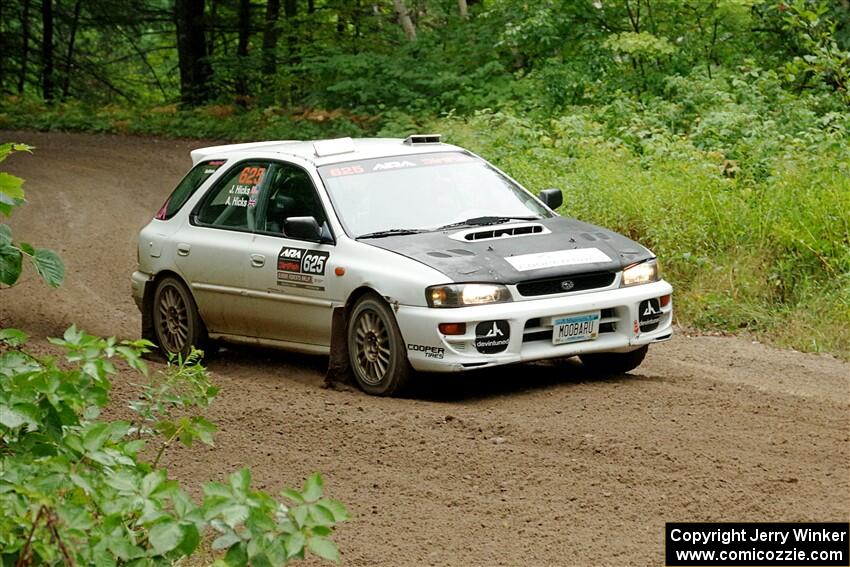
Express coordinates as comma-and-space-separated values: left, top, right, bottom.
411, 359, 646, 403
203, 343, 646, 403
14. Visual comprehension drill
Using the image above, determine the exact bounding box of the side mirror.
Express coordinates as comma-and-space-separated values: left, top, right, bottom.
539, 188, 563, 210
284, 216, 322, 241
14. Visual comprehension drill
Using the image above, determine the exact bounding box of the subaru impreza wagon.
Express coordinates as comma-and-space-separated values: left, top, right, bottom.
132, 135, 672, 395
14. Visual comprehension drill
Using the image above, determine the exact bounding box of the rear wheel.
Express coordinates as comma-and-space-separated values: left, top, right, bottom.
151, 276, 206, 359
579, 345, 649, 375
347, 294, 412, 396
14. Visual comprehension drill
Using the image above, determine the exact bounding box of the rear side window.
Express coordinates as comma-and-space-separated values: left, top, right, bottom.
194, 162, 269, 231
155, 160, 225, 220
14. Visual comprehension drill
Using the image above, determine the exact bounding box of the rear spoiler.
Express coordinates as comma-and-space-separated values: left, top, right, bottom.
189, 140, 300, 165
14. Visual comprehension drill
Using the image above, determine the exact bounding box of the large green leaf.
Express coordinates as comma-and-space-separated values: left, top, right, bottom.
0, 224, 11, 246
307, 536, 340, 563
0, 143, 33, 163
301, 473, 324, 502
148, 520, 183, 556
0, 243, 22, 286
0, 328, 28, 347
0, 172, 25, 215
29, 247, 64, 288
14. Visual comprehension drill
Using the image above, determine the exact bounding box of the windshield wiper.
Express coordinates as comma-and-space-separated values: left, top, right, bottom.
356, 228, 429, 239
434, 215, 540, 231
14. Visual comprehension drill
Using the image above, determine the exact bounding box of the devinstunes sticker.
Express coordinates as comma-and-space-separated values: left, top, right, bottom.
638, 298, 662, 332
474, 320, 510, 354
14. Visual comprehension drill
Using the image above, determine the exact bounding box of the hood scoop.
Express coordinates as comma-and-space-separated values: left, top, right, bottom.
449, 223, 550, 242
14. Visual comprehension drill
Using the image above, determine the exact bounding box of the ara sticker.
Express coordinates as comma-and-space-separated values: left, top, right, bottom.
276, 247, 330, 290
372, 160, 416, 171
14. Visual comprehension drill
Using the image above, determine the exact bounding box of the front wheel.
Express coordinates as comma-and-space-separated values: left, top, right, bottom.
151, 276, 207, 359
346, 294, 413, 396
579, 345, 649, 375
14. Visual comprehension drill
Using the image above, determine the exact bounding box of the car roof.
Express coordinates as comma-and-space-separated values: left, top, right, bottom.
190, 137, 469, 167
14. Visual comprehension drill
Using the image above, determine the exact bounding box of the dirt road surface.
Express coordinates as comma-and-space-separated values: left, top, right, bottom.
2, 131, 848, 566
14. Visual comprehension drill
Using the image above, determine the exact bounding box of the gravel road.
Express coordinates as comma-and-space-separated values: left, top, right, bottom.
2, 131, 848, 566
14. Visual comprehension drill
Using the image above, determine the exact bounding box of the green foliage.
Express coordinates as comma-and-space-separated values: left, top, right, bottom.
0, 144, 65, 289
432, 78, 850, 356
779, 0, 850, 104
0, 327, 348, 566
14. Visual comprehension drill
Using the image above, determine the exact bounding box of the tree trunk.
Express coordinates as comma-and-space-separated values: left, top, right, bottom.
207, 0, 217, 55
392, 0, 416, 41
457, 0, 468, 19
175, 0, 213, 106
18, 0, 30, 94
235, 0, 251, 101
42, 0, 54, 101
0, 0, 5, 90
283, 0, 297, 58
61, 0, 82, 99
262, 0, 280, 77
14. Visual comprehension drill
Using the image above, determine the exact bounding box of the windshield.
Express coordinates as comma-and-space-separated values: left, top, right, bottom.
317, 152, 551, 237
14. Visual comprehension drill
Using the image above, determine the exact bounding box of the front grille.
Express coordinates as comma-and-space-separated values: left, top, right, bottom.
516, 271, 616, 297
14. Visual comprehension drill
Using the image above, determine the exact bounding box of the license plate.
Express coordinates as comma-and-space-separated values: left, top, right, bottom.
553, 312, 600, 345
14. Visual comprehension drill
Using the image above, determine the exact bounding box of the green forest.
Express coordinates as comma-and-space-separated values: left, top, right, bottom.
1, 0, 849, 356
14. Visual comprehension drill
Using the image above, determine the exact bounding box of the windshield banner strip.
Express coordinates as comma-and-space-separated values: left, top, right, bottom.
320, 152, 476, 178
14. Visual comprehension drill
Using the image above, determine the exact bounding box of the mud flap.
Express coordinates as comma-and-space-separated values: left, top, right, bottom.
140, 281, 161, 360
325, 306, 353, 387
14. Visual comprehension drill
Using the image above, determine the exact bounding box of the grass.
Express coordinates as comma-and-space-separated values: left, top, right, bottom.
432, 111, 850, 359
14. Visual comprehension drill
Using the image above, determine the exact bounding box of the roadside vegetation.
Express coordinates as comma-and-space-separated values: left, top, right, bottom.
0, 0, 848, 357
1, 150, 348, 565
0, 329, 349, 566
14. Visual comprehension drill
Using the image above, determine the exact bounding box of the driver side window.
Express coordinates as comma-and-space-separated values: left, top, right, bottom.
195, 162, 268, 231
261, 163, 327, 236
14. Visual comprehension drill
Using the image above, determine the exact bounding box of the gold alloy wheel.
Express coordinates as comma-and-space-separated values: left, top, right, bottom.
155, 283, 190, 354
352, 309, 392, 386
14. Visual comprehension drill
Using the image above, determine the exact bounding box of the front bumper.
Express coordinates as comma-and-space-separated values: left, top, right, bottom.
396, 280, 673, 372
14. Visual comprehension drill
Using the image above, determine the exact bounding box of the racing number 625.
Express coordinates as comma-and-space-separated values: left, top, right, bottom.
302, 253, 327, 274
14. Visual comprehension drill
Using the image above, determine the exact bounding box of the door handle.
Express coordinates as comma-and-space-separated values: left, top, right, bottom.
177, 243, 191, 256
250, 254, 265, 267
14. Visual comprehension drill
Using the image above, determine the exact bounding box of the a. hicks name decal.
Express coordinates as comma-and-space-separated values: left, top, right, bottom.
225, 166, 265, 208
277, 247, 330, 291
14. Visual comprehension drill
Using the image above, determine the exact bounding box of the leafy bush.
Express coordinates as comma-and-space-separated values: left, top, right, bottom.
0, 327, 349, 566
0, 143, 64, 289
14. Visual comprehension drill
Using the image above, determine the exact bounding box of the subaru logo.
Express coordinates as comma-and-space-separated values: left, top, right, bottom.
560, 280, 575, 291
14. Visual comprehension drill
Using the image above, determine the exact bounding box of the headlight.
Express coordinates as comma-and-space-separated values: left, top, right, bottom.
621, 259, 660, 287
426, 284, 512, 308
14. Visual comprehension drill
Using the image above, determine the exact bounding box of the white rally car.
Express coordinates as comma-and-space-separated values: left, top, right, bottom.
132, 135, 672, 395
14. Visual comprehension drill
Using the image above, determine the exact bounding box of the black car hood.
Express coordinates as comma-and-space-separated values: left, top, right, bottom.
363, 216, 654, 283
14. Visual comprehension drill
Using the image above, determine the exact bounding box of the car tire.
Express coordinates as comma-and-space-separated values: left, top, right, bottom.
579, 345, 649, 375
151, 276, 207, 359
347, 294, 413, 396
